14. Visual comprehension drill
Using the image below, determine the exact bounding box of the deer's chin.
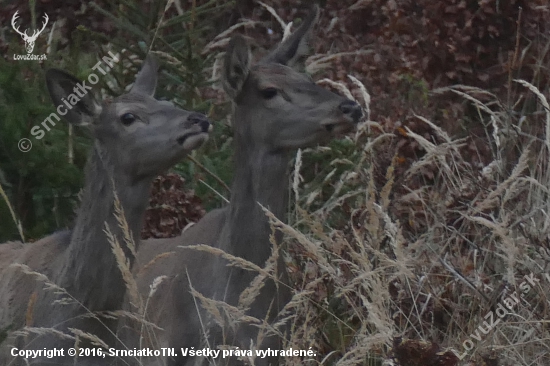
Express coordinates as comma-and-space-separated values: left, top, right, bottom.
321, 119, 356, 135
178, 132, 209, 151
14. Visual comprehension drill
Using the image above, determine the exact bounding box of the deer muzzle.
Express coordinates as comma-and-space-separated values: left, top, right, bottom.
339, 100, 363, 123
176, 113, 211, 148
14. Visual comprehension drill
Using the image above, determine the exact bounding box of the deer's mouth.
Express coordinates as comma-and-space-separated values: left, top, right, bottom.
321, 119, 355, 134
176, 116, 212, 147
176, 131, 209, 151
177, 132, 203, 145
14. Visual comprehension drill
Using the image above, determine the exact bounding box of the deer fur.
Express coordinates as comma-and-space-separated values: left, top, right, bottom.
120, 6, 363, 366
0, 56, 211, 365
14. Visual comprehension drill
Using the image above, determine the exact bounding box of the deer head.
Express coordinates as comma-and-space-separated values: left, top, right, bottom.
11, 11, 49, 54
0, 56, 212, 364
46, 56, 211, 180
222, 5, 363, 151
114, 7, 364, 366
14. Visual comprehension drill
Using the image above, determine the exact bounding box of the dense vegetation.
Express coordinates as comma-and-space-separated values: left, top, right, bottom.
1, 0, 550, 365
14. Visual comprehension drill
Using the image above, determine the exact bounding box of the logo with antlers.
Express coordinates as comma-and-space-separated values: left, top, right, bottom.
11, 11, 49, 54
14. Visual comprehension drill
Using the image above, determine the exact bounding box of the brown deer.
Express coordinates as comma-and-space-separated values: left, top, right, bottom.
123, 6, 363, 366
0, 56, 211, 365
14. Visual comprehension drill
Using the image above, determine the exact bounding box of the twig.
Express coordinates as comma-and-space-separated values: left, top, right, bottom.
186, 154, 231, 193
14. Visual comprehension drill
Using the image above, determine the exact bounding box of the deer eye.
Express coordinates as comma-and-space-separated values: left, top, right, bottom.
260, 87, 278, 99
120, 113, 136, 126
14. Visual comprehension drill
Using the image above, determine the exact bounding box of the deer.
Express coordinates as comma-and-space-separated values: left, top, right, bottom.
120, 5, 363, 366
0, 55, 211, 366
11, 11, 49, 54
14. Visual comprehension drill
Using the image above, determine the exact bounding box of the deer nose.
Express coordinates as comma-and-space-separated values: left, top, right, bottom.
339, 100, 363, 123
188, 113, 211, 133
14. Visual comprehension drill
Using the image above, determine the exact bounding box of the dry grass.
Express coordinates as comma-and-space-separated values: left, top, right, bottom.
1, 194, 153, 364
269, 77, 550, 365
175, 13, 550, 362
5, 263, 120, 360
3, 4, 550, 366
0, 183, 24, 242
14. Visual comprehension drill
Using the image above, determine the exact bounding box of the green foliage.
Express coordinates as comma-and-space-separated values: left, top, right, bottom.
295, 137, 361, 228
176, 120, 234, 209
398, 73, 429, 107
0, 0, 235, 241
0, 58, 88, 241
86, 0, 235, 209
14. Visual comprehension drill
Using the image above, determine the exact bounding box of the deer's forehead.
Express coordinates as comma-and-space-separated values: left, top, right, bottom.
113, 93, 152, 105
250, 64, 311, 87
110, 94, 175, 114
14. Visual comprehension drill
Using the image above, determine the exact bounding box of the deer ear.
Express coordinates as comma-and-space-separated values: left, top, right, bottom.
222, 35, 251, 100
263, 5, 319, 71
46, 69, 102, 127
130, 55, 159, 96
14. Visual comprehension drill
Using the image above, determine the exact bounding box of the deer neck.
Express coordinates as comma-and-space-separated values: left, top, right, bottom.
222, 135, 290, 266
57, 143, 152, 311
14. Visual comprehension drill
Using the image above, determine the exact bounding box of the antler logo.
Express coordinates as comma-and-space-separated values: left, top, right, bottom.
11, 11, 49, 54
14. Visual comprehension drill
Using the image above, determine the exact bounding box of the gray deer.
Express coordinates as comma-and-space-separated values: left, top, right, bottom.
0, 56, 211, 365
124, 6, 362, 366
